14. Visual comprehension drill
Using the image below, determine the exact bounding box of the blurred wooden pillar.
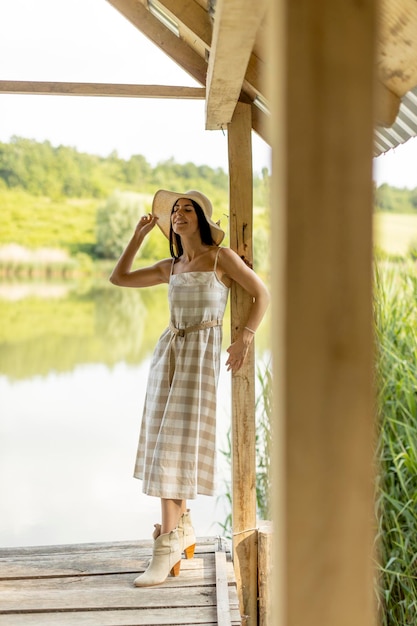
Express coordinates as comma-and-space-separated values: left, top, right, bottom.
228, 100, 257, 626
268, 0, 377, 625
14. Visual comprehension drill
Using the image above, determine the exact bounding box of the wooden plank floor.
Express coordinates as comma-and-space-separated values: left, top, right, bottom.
0, 536, 241, 625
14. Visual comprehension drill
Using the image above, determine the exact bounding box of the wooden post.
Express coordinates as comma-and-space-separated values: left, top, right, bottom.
268, 1, 377, 625
258, 522, 273, 626
227, 100, 258, 626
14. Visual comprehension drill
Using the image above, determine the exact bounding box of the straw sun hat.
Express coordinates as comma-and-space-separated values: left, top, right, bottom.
151, 189, 225, 245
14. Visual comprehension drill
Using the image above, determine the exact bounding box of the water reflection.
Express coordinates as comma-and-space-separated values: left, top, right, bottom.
0, 281, 169, 380
0, 280, 235, 547
0, 362, 232, 547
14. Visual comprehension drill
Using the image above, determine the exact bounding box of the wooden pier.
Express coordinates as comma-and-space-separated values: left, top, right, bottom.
0, 536, 241, 625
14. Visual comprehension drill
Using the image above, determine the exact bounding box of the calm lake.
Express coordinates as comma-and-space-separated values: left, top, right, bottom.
0, 279, 270, 548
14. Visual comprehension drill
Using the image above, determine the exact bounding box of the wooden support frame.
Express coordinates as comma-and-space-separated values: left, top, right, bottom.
206, 0, 267, 129
257, 522, 273, 626
153, 0, 213, 56
268, 0, 377, 624
374, 81, 401, 127
228, 101, 258, 626
157, 0, 267, 102
0, 78, 269, 144
0, 81, 205, 99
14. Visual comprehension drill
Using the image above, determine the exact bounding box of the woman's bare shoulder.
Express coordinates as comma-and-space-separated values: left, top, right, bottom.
217, 246, 247, 268
154, 257, 174, 281
215, 247, 243, 287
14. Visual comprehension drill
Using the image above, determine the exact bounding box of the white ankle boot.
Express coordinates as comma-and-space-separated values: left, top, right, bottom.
178, 509, 196, 559
134, 529, 181, 587
147, 511, 196, 561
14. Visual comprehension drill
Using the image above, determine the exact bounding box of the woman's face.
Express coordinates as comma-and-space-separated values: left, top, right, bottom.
171, 198, 199, 237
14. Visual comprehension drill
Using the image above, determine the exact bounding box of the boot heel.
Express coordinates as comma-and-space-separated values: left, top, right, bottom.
184, 543, 196, 559
170, 560, 181, 577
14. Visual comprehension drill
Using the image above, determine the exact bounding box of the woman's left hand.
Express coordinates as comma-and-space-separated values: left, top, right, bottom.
226, 336, 251, 373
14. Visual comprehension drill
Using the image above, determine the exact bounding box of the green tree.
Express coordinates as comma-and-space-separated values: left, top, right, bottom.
409, 188, 417, 210
95, 191, 145, 259
0, 136, 31, 189
124, 154, 152, 186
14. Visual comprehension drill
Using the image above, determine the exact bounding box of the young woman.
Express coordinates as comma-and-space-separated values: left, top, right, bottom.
110, 189, 269, 587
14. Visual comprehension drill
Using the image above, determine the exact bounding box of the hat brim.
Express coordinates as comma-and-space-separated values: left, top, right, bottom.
152, 189, 225, 245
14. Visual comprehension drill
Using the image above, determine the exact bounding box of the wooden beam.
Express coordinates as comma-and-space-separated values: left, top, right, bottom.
246, 54, 269, 102
156, 0, 212, 52
158, 0, 268, 102
269, 0, 377, 625
215, 550, 233, 626
377, 0, 417, 97
251, 103, 270, 145
228, 101, 257, 626
206, 0, 267, 130
106, 0, 207, 85
374, 81, 401, 127
0, 88, 270, 147
258, 522, 273, 626
0, 80, 205, 99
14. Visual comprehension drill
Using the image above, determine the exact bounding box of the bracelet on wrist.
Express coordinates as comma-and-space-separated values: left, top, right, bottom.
244, 326, 256, 334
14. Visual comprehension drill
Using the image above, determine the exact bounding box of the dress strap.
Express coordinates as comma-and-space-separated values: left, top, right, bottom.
169, 257, 176, 276
213, 247, 222, 273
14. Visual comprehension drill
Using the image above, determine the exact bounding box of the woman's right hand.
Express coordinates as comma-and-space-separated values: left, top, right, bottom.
135, 214, 158, 237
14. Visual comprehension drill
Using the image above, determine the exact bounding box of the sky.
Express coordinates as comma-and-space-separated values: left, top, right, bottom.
373, 137, 417, 189
1, 0, 417, 188
0, 0, 271, 174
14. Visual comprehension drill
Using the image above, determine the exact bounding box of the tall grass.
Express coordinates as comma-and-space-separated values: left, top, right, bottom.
375, 260, 417, 624
218, 262, 417, 625
254, 364, 272, 520
218, 359, 272, 536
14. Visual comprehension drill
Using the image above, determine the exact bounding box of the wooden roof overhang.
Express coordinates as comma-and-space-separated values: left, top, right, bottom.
2, 0, 417, 154
375, 0, 417, 154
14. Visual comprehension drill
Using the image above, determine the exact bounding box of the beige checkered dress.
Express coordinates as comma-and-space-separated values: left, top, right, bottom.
134, 248, 229, 499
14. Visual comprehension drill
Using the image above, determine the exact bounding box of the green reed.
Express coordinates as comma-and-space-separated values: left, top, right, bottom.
374, 260, 417, 625
218, 261, 417, 624
218, 359, 272, 537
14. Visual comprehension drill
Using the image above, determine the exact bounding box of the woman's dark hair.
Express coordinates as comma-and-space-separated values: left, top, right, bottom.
169, 199, 214, 258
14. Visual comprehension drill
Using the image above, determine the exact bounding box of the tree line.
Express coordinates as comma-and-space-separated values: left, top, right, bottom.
375, 182, 417, 213
0, 136, 269, 206
2, 137, 415, 214
0, 137, 271, 272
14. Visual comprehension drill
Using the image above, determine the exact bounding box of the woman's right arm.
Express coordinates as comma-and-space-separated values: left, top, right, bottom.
109, 214, 171, 288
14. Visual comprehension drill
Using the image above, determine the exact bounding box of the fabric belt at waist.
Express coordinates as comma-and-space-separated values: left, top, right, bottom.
169, 319, 222, 337
167, 319, 222, 387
